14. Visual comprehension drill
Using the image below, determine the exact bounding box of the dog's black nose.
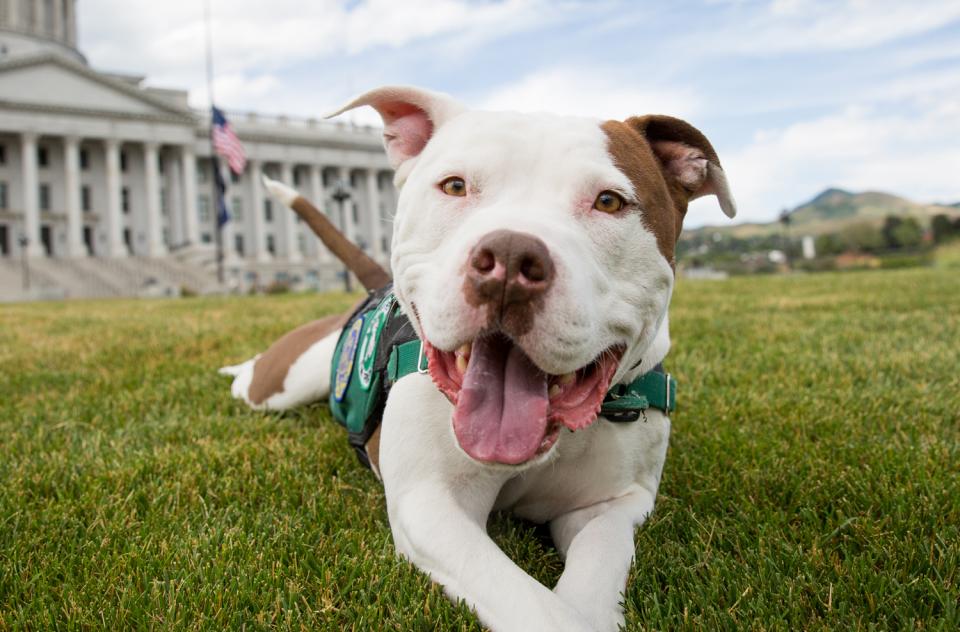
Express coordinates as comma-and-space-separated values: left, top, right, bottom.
466, 230, 554, 314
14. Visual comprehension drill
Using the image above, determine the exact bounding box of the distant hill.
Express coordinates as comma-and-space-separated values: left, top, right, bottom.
684, 189, 960, 241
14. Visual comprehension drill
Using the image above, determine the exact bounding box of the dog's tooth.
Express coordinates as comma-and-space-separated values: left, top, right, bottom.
560, 372, 575, 385
549, 383, 562, 399
456, 354, 468, 374
458, 343, 472, 358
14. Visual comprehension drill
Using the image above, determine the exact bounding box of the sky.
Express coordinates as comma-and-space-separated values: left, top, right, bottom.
78, 0, 960, 227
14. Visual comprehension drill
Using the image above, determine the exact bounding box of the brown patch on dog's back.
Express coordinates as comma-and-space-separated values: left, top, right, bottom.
600, 120, 684, 264
248, 310, 354, 405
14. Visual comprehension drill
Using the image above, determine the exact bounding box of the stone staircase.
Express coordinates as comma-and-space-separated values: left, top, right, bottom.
0, 258, 68, 301
0, 255, 220, 302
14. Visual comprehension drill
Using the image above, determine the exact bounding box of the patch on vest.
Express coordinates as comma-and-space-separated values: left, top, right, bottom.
333, 316, 364, 401
357, 295, 394, 389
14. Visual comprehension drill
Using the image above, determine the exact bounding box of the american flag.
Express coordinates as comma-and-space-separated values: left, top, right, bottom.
211, 106, 247, 175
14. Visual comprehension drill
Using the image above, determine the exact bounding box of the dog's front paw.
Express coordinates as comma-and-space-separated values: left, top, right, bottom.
552, 587, 626, 632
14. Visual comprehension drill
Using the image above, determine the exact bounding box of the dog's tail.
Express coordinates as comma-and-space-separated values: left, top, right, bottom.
262, 175, 391, 291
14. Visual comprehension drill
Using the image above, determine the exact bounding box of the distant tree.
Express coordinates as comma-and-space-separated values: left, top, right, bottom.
816, 233, 845, 256
890, 217, 923, 250
931, 214, 956, 243
882, 216, 903, 249
840, 222, 884, 252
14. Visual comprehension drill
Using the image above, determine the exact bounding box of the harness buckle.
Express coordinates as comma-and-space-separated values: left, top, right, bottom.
665, 373, 672, 412
417, 341, 429, 374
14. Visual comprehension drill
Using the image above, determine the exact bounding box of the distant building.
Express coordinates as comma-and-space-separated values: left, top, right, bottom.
0, 0, 394, 298
802, 235, 815, 260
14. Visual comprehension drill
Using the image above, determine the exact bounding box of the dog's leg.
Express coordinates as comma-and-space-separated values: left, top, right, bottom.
380, 375, 594, 632
549, 486, 656, 631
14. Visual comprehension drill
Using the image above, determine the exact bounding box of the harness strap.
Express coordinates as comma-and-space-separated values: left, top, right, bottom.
387, 340, 676, 420
387, 340, 424, 383
600, 367, 677, 422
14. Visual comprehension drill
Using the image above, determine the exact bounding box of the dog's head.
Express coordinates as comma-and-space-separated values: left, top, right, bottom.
334, 86, 735, 467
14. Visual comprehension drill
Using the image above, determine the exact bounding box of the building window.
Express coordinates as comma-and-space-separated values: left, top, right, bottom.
293, 170, 301, 186
198, 196, 210, 223
0, 181, 7, 209
230, 170, 240, 184
79, 149, 89, 170
235, 234, 245, 256
352, 202, 359, 225
197, 164, 208, 183
322, 170, 331, 187
37, 146, 49, 168
81, 185, 92, 212
381, 236, 390, 255
266, 234, 276, 255
158, 155, 165, 174
349, 172, 358, 188
160, 188, 168, 216
297, 232, 306, 255
120, 150, 128, 172
121, 187, 130, 214
201, 232, 212, 244
163, 228, 170, 246
231, 197, 242, 221
0, 144, 6, 165
39, 184, 51, 211
264, 199, 273, 223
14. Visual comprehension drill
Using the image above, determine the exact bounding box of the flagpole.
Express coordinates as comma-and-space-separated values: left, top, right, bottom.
204, 0, 225, 286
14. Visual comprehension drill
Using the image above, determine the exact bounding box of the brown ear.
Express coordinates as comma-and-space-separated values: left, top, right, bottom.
626, 115, 736, 218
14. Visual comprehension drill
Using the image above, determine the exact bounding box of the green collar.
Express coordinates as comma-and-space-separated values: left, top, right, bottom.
386, 340, 676, 420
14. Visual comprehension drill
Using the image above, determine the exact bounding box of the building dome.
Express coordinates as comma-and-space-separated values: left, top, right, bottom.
0, 0, 84, 63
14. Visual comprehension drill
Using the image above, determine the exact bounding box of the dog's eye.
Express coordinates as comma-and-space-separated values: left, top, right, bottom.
440, 177, 467, 197
593, 191, 625, 213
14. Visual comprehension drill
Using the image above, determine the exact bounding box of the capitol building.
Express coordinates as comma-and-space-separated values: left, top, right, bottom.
0, 0, 394, 299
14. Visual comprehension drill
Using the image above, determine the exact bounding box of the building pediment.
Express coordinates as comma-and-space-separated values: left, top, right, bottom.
0, 53, 195, 124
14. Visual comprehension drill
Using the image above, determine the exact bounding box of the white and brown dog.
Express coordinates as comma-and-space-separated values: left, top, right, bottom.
221, 86, 735, 632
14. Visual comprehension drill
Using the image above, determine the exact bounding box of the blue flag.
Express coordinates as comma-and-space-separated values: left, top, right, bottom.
211, 154, 230, 228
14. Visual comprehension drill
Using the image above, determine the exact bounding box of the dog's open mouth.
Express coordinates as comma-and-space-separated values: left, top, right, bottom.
424, 334, 623, 465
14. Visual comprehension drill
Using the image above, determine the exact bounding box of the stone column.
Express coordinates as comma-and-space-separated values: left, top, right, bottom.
337, 166, 355, 242
167, 153, 184, 246
365, 168, 384, 261
180, 144, 200, 247
20, 133, 43, 257
308, 164, 328, 261
104, 139, 126, 257
279, 162, 301, 263
63, 135, 85, 257
65, 0, 77, 47
249, 159, 269, 262
7, 0, 19, 26
52, 0, 64, 40
143, 142, 166, 256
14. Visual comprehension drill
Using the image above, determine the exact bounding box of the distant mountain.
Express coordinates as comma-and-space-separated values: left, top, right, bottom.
683, 189, 960, 241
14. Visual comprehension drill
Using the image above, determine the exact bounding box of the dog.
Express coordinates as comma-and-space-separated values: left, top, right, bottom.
220, 85, 736, 632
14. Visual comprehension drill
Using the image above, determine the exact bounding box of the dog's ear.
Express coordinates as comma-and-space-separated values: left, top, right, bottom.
328, 86, 465, 175
626, 115, 736, 218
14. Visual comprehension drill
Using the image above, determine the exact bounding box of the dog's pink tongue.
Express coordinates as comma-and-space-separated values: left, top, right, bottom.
453, 336, 549, 464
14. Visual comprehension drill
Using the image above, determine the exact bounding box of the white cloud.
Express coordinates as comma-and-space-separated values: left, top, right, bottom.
690, 100, 960, 226
701, 0, 960, 54
479, 67, 700, 120
80, 0, 549, 108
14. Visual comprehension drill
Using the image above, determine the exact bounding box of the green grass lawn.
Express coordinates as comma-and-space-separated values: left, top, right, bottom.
1, 268, 958, 631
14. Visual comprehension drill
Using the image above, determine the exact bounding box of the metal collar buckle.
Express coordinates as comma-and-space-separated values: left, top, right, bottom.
417, 341, 429, 374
